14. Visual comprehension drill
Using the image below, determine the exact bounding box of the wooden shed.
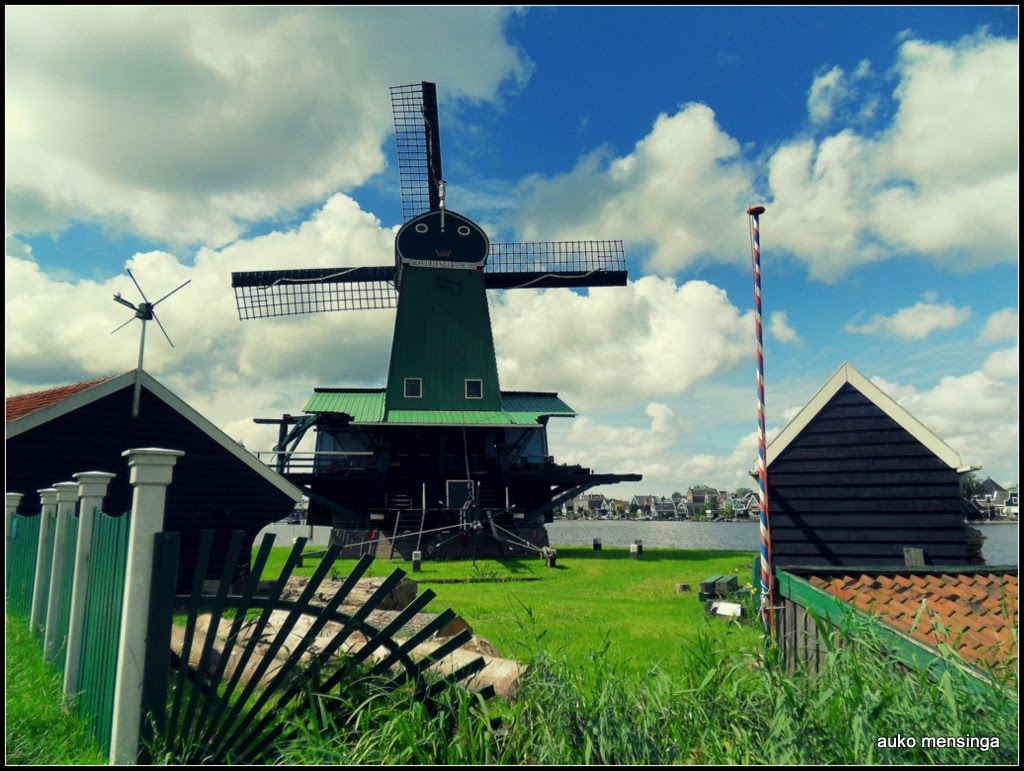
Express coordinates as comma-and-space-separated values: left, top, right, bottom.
6, 370, 302, 585
765, 362, 971, 567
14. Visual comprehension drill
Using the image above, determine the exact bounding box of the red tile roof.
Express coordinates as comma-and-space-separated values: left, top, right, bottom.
5, 377, 115, 423
808, 571, 1018, 679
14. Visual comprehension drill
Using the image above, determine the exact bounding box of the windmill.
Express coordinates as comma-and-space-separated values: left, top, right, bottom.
111, 269, 190, 418
232, 82, 640, 559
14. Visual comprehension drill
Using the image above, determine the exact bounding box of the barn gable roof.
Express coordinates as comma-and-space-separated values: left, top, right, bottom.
766, 362, 964, 470
6, 370, 302, 501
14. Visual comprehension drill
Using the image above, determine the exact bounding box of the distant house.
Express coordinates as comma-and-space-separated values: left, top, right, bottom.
687, 486, 720, 508
630, 494, 661, 514
6, 370, 302, 585
764, 362, 972, 567
739, 493, 760, 517
651, 499, 677, 520
973, 478, 1009, 518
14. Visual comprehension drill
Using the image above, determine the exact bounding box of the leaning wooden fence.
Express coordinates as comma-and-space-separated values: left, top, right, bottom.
6, 448, 486, 764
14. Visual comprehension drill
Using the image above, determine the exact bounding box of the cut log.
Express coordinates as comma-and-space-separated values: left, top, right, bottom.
255, 575, 418, 611
171, 611, 523, 699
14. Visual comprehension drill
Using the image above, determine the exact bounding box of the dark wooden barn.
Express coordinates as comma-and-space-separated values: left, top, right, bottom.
5, 370, 302, 585
765, 362, 971, 567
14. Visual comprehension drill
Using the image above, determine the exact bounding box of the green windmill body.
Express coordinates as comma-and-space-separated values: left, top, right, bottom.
232, 82, 640, 559
385, 209, 502, 414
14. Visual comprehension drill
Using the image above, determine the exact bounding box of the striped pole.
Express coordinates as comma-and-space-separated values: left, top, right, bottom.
748, 204, 775, 641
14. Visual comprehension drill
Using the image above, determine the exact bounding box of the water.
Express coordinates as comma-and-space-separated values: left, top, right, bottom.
548, 520, 1019, 566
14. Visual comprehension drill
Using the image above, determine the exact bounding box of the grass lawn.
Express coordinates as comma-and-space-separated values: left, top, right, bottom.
257, 544, 762, 674
4, 615, 107, 766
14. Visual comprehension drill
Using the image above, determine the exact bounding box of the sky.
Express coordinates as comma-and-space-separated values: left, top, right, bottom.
5, 7, 1019, 498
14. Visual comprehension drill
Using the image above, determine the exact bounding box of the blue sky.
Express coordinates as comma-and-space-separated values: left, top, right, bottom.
6, 7, 1019, 495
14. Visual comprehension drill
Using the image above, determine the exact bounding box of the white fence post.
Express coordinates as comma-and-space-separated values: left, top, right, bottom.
110, 448, 183, 766
30, 488, 59, 634
6, 492, 23, 543
43, 481, 80, 662
63, 471, 116, 699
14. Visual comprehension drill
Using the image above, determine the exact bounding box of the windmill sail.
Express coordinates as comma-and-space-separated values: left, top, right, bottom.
232, 266, 397, 319
231, 81, 642, 560
390, 81, 444, 221
485, 240, 628, 289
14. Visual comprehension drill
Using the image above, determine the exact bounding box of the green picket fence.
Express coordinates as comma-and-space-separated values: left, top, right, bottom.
52, 509, 81, 670
6, 513, 42, 617
77, 509, 132, 754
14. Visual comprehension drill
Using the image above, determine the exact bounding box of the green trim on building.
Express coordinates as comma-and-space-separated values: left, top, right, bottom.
303, 389, 385, 422
385, 410, 519, 425
501, 391, 576, 417
303, 388, 576, 427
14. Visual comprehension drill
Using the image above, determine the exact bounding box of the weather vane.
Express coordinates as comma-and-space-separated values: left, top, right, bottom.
111, 268, 190, 418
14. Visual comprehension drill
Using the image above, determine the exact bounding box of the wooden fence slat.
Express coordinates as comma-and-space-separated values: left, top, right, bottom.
203, 537, 310, 756
167, 529, 215, 743
193, 533, 278, 740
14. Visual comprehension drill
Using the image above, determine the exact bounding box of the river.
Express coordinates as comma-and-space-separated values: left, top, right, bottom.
547, 520, 1019, 567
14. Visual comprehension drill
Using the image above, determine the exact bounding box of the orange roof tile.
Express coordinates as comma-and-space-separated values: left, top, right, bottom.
5, 377, 115, 423
808, 571, 1018, 679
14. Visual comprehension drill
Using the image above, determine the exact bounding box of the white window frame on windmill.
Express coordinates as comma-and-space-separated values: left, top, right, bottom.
447, 479, 474, 510
465, 379, 484, 399
404, 378, 423, 399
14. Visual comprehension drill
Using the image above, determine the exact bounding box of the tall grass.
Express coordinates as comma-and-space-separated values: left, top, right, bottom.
273, 617, 1018, 765
4, 615, 107, 766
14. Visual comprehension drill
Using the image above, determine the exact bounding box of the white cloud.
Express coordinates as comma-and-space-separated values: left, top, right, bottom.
808, 65, 848, 125
979, 308, 1019, 344
879, 350, 1019, 484
513, 104, 754, 274
5, 6, 529, 246
491, 276, 752, 409
5, 194, 398, 433
503, 33, 1015, 282
845, 300, 972, 340
770, 33, 1018, 280
806, 62, 876, 127
769, 310, 802, 345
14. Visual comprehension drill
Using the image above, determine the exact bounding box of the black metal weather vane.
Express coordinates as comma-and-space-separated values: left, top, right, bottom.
111, 268, 191, 418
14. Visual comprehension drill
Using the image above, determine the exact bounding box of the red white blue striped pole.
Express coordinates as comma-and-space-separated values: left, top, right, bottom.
748, 204, 775, 640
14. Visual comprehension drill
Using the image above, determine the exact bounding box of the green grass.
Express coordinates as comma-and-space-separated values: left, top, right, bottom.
258, 545, 763, 673
4, 615, 107, 766
272, 618, 1018, 765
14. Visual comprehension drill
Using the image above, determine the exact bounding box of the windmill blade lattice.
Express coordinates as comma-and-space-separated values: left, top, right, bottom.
231, 266, 398, 319
391, 81, 444, 222
486, 240, 628, 290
